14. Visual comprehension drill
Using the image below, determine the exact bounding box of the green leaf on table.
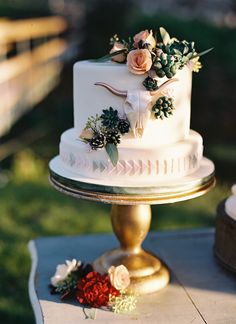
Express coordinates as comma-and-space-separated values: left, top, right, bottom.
105, 143, 118, 166
83, 307, 97, 320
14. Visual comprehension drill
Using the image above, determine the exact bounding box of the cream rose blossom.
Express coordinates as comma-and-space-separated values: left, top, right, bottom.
127, 49, 152, 75
110, 42, 127, 63
133, 29, 156, 49
51, 259, 79, 287
79, 128, 94, 140
108, 265, 130, 290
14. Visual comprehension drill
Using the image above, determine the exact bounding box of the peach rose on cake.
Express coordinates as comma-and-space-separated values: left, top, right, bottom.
133, 29, 156, 49
127, 48, 152, 75
110, 42, 127, 63
108, 265, 130, 290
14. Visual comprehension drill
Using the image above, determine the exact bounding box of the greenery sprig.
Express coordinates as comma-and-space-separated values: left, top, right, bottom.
80, 107, 130, 166
85, 114, 101, 132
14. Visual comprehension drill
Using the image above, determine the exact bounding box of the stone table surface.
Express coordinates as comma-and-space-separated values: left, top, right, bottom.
28, 228, 236, 324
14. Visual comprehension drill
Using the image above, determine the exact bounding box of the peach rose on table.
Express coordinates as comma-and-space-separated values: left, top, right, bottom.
108, 265, 130, 290
127, 49, 152, 75
110, 42, 127, 63
133, 29, 156, 49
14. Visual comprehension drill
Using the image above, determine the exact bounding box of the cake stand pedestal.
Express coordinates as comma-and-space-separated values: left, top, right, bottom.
49, 156, 215, 295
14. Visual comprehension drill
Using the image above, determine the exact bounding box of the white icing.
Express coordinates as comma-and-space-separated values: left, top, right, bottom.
73, 61, 192, 146
50, 155, 215, 188
59, 128, 203, 182
225, 185, 236, 220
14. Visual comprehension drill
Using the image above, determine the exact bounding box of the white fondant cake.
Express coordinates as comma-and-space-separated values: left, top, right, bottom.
58, 27, 213, 184
74, 61, 192, 146
59, 60, 203, 182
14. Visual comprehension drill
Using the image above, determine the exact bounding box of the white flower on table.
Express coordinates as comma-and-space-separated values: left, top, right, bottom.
51, 259, 80, 287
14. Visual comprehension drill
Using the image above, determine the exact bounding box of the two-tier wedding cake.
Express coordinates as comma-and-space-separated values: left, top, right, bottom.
57, 28, 213, 186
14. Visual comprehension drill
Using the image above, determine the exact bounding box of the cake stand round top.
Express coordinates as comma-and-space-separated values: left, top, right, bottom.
49, 156, 215, 205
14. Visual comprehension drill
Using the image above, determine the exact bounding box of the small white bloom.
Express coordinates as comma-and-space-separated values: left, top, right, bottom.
51, 259, 80, 287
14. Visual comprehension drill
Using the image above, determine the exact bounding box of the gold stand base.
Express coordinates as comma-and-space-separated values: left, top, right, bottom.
93, 248, 170, 294
93, 205, 170, 294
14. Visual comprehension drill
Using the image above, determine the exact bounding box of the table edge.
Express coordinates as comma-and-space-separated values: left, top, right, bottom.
28, 240, 44, 324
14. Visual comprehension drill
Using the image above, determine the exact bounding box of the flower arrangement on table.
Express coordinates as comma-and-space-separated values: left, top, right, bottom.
50, 259, 137, 317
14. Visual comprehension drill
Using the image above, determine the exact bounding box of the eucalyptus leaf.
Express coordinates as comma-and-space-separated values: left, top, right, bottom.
105, 143, 118, 166
186, 52, 194, 59
193, 47, 214, 58
183, 47, 189, 55
94, 49, 126, 62
160, 27, 171, 45
173, 49, 182, 55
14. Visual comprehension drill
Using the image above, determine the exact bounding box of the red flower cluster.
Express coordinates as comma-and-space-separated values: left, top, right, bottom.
76, 271, 120, 308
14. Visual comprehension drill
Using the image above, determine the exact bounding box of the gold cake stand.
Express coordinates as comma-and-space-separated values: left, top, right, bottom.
49, 156, 215, 295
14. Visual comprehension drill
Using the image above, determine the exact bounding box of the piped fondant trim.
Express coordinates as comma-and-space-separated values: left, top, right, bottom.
60, 150, 201, 178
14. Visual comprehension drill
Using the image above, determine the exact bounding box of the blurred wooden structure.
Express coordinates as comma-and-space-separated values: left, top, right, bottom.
0, 16, 68, 136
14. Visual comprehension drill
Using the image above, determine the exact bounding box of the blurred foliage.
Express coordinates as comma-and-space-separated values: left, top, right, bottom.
0, 1, 51, 18
81, 0, 137, 59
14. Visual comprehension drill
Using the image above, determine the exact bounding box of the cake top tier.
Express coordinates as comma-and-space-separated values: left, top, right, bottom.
75, 27, 212, 166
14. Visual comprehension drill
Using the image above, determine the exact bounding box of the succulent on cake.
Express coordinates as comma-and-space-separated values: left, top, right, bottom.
117, 119, 130, 134
153, 51, 179, 78
101, 107, 119, 128
80, 108, 130, 166
105, 128, 121, 145
152, 96, 174, 119
142, 76, 159, 91
98, 27, 212, 88
89, 133, 105, 150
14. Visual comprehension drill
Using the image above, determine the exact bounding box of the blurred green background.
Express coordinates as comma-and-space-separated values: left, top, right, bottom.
0, 0, 236, 323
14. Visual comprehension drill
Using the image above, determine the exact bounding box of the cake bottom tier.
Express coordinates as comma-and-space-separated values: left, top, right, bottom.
59, 128, 203, 182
